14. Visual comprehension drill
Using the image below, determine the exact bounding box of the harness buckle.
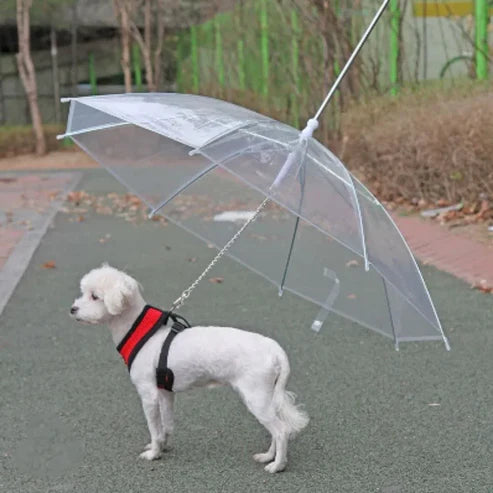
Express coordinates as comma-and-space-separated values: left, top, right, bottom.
170, 321, 187, 334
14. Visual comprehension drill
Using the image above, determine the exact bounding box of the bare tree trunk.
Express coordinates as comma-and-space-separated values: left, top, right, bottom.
0, 58, 5, 125
121, 5, 132, 92
153, 0, 165, 90
114, 0, 133, 92
16, 0, 46, 155
50, 26, 61, 122
71, 0, 79, 96
130, 0, 155, 91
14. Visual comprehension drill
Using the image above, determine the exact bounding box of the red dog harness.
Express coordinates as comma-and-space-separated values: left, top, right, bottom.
116, 305, 191, 391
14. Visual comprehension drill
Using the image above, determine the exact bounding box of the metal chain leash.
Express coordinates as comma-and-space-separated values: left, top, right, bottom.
170, 197, 270, 312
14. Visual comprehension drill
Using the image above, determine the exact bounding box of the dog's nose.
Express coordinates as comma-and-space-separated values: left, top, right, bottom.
70, 306, 79, 315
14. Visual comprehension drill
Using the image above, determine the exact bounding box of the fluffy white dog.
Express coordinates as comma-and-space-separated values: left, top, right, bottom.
71, 264, 308, 473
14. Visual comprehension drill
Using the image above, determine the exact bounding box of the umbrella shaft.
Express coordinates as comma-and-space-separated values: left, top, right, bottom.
313, 0, 391, 121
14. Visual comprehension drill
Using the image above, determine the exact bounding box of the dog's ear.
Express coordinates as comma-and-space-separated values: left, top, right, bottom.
104, 275, 139, 316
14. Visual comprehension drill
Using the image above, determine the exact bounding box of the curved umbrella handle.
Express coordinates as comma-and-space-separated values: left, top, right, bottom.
311, 268, 340, 332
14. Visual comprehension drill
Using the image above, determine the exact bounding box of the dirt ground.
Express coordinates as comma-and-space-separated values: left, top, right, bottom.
0, 150, 97, 171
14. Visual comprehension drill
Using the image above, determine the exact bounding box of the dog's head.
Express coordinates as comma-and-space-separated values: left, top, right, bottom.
70, 264, 141, 324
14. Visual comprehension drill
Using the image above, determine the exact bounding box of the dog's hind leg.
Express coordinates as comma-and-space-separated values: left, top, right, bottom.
253, 438, 276, 464
234, 377, 289, 473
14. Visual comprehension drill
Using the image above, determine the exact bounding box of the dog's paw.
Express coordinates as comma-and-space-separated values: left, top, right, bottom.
253, 452, 275, 463
139, 449, 162, 461
264, 461, 286, 473
144, 438, 170, 453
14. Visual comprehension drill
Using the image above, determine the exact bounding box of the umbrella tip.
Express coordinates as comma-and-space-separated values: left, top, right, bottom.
443, 336, 451, 351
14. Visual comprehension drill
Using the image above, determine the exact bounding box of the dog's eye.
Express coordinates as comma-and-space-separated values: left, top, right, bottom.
91, 293, 99, 301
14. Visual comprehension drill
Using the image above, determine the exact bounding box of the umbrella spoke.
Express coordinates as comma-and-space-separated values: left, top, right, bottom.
149, 162, 219, 218
382, 278, 399, 351
279, 163, 306, 296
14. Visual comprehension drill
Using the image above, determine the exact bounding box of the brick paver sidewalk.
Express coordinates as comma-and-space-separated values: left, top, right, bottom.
1, 174, 68, 269
0, 172, 81, 314
393, 214, 493, 288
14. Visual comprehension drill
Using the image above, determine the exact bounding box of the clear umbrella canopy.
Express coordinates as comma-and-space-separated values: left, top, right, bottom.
60, 93, 449, 350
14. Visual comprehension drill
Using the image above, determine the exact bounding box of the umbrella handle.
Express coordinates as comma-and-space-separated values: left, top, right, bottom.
311, 269, 340, 332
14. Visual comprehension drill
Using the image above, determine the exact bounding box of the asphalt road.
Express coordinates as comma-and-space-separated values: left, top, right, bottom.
1, 169, 492, 492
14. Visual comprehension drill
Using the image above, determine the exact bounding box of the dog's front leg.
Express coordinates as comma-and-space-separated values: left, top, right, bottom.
139, 390, 163, 460
158, 391, 175, 449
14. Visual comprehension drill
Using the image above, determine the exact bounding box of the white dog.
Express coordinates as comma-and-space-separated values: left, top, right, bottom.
71, 264, 308, 473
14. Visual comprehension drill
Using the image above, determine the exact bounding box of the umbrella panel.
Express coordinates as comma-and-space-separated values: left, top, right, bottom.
70, 110, 444, 345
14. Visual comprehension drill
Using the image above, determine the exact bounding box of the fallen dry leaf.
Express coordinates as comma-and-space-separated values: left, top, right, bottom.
209, 277, 224, 284
42, 261, 56, 269
188, 257, 197, 263
345, 260, 359, 268
472, 279, 493, 293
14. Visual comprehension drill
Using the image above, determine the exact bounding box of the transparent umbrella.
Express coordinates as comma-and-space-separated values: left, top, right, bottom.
58, 0, 449, 350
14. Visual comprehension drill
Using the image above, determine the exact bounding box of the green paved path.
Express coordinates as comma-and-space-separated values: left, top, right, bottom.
1, 170, 492, 492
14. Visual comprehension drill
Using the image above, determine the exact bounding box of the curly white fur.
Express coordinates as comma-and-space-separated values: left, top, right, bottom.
71, 264, 308, 473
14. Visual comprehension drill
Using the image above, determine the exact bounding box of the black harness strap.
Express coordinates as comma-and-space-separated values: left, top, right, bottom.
156, 313, 191, 391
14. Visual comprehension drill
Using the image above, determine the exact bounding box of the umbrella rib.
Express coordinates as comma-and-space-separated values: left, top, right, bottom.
56, 122, 130, 140
382, 278, 399, 351
278, 166, 306, 295
278, 215, 301, 296
188, 120, 259, 151
150, 138, 278, 217
148, 163, 219, 218
348, 174, 370, 271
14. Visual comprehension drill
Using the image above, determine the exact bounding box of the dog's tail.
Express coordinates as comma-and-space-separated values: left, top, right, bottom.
273, 347, 309, 438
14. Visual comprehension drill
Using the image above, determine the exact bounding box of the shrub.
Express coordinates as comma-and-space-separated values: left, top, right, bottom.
339, 83, 493, 206
0, 125, 69, 158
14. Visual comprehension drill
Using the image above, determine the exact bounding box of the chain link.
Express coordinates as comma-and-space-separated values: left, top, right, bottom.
170, 197, 270, 311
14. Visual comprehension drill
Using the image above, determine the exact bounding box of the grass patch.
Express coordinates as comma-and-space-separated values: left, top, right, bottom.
0, 125, 71, 158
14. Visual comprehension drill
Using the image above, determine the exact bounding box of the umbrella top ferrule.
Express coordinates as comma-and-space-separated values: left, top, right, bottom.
299, 118, 319, 140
